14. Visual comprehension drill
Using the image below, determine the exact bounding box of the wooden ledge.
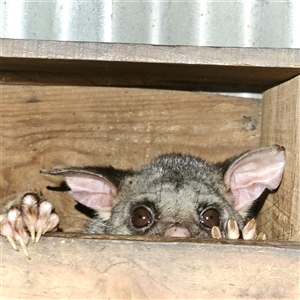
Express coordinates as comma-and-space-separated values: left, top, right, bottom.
1, 38, 300, 67
1, 38, 300, 92
47, 231, 300, 249
1, 234, 299, 299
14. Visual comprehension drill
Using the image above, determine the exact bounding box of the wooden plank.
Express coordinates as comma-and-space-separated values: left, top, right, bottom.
2, 39, 299, 67
1, 39, 300, 92
0, 85, 261, 231
259, 76, 300, 241
1, 234, 299, 299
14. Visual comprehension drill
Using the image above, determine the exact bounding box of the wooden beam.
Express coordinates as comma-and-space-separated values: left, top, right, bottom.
1, 234, 300, 299
259, 75, 300, 241
1, 39, 299, 92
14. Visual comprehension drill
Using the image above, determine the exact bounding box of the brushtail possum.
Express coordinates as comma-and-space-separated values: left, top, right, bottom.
1, 145, 285, 258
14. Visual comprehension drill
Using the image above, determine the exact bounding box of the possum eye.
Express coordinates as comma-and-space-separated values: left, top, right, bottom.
131, 206, 153, 229
199, 208, 220, 228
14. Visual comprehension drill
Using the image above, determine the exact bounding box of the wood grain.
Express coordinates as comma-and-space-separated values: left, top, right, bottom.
1, 234, 299, 299
259, 76, 300, 241
2, 39, 300, 67
1, 39, 300, 92
1, 85, 261, 231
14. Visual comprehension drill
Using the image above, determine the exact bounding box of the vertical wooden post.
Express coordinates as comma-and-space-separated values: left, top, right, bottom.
259, 75, 300, 241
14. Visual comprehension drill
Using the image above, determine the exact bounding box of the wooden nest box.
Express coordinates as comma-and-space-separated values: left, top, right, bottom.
1, 39, 299, 299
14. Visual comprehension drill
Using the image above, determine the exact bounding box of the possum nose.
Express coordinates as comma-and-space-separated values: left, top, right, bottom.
164, 226, 191, 237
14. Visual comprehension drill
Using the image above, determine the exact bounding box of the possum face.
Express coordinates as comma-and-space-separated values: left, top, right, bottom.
98, 154, 244, 238
42, 145, 285, 238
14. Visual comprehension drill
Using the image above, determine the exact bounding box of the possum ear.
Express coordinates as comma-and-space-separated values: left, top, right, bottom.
65, 173, 117, 212
224, 145, 285, 212
41, 167, 130, 219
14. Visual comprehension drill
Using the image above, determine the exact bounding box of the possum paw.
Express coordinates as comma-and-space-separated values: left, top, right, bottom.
211, 218, 266, 240
0, 192, 59, 259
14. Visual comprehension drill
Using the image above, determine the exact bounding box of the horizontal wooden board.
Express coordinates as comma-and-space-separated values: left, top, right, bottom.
1, 234, 299, 299
2, 39, 300, 68
1, 85, 261, 231
1, 39, 300, 92
259, 76, 300, 241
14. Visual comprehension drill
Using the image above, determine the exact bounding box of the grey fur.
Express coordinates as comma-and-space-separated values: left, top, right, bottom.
42, 145, 285, 238
85, 153, 243, 237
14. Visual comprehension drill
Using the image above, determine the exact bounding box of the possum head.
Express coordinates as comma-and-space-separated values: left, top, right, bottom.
42, 145, 285, 238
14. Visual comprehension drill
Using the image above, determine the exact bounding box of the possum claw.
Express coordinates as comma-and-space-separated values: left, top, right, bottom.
34, 200, 59, 243
7, 235, 19, 251
17, 237, 31, 259
211, 226, 222, 239
0, 209, 30, 258
211, 218, 240, 239
0, 192, 59, 258
242, 218, 257, 240
257, 231, 267, 240
227, 218, 240, 239
0, 214, 19, 251
242, 219, 267, 240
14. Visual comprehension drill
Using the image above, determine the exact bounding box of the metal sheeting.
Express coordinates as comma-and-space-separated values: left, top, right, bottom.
1, 0, 300, 48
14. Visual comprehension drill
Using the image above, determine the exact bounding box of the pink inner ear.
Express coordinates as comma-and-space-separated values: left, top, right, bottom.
65, 176, 117, 212
225, 147, 285, 211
